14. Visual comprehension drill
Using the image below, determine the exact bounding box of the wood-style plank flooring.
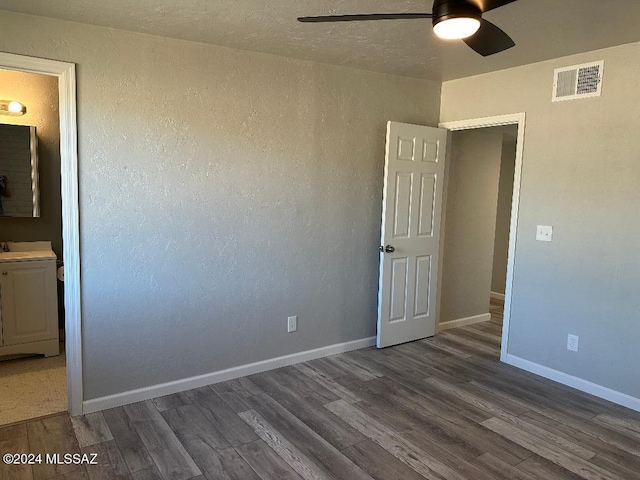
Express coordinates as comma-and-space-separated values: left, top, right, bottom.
3, 304, 640, 480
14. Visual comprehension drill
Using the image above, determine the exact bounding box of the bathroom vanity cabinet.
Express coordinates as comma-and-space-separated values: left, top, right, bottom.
0, 243, 59, 357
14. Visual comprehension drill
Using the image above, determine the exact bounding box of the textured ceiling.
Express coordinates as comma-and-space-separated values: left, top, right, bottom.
1, 0, 640, 80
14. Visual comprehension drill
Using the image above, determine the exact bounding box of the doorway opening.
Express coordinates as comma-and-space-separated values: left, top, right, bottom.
0, 52, 82, 418
0, 68, 66, 425
438, 114, 525, 361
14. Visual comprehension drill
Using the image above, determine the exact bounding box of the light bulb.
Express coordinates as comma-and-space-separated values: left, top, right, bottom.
7, 101, 25, 114
433, 17, 481, 40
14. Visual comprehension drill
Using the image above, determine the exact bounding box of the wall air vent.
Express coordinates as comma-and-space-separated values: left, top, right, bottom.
553, 61, 604, 102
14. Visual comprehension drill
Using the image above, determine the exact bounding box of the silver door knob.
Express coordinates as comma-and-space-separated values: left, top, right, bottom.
2, 271, 7, 275
380, 245, 395, 253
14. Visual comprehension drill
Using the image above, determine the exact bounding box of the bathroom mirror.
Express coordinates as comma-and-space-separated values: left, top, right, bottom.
0, 124, 40, 217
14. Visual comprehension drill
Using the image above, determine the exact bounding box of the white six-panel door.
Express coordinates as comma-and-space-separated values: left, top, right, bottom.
377, 121, 448, 348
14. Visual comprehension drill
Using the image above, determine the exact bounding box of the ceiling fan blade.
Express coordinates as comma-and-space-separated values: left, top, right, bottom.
463, 19, 515, 56
297, 13, 433, 23
474, 0, 518, 13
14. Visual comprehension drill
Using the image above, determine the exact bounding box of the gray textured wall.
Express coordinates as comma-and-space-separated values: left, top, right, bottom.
0, 69, 61, 254
0, 11, 441, 400
491, 140, 517, 295
441, 42, 640, 399
440, 129, 503, 323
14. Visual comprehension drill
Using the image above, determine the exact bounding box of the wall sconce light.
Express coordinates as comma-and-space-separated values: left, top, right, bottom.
0, 100, 27, 116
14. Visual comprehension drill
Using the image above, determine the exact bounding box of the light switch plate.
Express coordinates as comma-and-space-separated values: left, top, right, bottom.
536, 225, 553, 242
287, 316, 297, 333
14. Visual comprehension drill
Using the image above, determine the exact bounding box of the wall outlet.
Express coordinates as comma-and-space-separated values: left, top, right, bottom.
287, 316, 297, 333
536, 225, 553, 242
567, 334, 579, 352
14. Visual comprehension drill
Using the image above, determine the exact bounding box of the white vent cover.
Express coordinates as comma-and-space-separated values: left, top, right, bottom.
553, 61, 604, 102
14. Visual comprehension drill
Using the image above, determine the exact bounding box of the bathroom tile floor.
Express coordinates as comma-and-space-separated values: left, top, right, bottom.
0, 344, 66, 426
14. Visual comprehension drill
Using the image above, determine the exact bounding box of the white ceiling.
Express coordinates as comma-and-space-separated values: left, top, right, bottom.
1, 0, 640, 80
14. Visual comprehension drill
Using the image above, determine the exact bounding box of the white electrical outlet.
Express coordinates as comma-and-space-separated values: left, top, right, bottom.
536, 225, 553, 242
287, 316, 297, 333
567, 334, 579, 352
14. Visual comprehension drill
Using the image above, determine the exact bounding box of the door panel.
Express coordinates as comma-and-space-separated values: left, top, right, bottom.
417, 173, 437, 237
393, 173, 412, 239
422, 140, 439, 163
414, 255, 432, 317
1, 262, 58, 346
389, 258, 408, 322
397, 137, 415, 161
377, 121, 448, 348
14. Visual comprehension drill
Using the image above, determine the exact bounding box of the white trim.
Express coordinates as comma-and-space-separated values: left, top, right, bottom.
490, 291, 505, 302
439, 313, 490, 332
0, 52, 82, 416
505, 354, 640, 413
83, 336, 376, 414
438, 113, 526, 364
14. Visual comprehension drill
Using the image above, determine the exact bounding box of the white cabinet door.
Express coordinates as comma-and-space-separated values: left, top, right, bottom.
1, 260, 58, 346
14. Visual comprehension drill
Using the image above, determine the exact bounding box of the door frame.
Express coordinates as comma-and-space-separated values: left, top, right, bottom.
0, 51, 83, 415
438, 113, 526, 362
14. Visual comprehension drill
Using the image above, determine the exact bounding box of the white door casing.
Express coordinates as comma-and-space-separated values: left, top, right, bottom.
0, 52, 82, 415
377, 121, 448, 348
439, 113, 526, 362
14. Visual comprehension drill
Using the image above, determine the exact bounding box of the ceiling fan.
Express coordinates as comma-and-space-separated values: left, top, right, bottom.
298, 0, 518, 57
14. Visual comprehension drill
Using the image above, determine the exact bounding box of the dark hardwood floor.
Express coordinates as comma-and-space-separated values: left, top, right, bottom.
3, 306, 640, 480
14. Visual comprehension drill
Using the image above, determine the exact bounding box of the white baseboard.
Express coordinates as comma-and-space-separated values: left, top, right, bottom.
439, 313, 491, 332
490, 291, 505, 302
505, 354, 640, 413
83, 336, 376, 414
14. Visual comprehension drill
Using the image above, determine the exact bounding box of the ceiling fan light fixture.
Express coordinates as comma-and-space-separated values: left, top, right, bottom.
297, 0, 517, 57
433, 17, 481, 39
